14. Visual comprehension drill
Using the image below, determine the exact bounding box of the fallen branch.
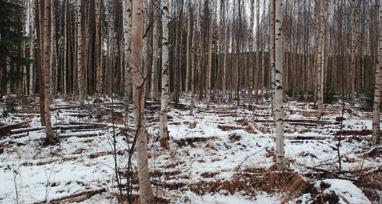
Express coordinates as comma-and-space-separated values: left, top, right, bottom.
9, 124, 102, 135
306, 167, 357, 182
284, 135, 372, 141
34, 188, 106, 204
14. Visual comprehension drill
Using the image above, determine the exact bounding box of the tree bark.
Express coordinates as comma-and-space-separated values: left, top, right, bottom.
185, 0, 191, 93
63, 0, 68, 96
274, 0, 286, 170
95, 0, 102, 120
42, 0, 55, 143
76, 0, 84, 105
373, 1, 382, 145
130, 0, 154, 202
50, 0, 56, 97
160, 0, 171, 149
189, 4, 195, 116
270, 0, 275, 118
150, 0, 159, 101
122, 0, 132, 106
221, 0, 227, 99
350, 0, 359, 100
207, 0, 215, 106
316, 0, 325, 119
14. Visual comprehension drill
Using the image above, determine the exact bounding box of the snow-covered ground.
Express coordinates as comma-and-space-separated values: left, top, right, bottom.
0, 97, 380, 203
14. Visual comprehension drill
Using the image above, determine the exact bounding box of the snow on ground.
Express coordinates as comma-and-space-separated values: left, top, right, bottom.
315, 179, 371, 204
0, 97, 381, 203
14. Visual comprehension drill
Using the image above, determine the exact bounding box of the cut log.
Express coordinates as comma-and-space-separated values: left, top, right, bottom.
284, 135, 372, 140
9, 124, 102, 135
11, 127, 44, 134
252, 119, 340, 125
60, 131, 102, 138
0, 121, 30, 135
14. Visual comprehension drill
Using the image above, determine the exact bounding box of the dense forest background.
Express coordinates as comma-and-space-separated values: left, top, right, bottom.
1, 0, 380, 105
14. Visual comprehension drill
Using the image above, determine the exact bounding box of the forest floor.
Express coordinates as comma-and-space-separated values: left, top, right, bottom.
0, 96, 381, 204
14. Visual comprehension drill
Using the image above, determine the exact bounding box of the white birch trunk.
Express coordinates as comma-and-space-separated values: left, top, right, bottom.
222, 0, 227, 98
270, 0, 275, 118
207, 0, 215, 106
190, 6, 195, 116
122, 0, 132, 126
29, 0, 34, 95
350, 0, 359, 101
274, 0, 286, 170
76, 0, 83, 105
372, 1, 382, 145
50, 1, 56, 97
151, 0, 159, 100
160, 0, 171, 149
186, 0, 192, 93
317, 0, 325, 118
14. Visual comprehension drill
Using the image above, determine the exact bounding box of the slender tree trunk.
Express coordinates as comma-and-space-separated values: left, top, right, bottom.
274, 0, 285, 170
221, 0, 227, 99
35, 0, 45, 126
63, 0, 68, 96
236, 0, 242, 106
28, 0, 34, 95
122, 0, 131, 126
6, 57, 11, 95
350, 0, 358, 100
190, 4, 195, 115
255, 0, 260, 93
76, 0, 84, 105
95, 0, 102, 120
373, 1, 382, 145
130, 0, 154, 202
185, 0, 192, 93
249, 0, 254, 91
270, 0, 275, 117
43, 0, 55, 143
207, 0, 215, 106
160, 0, 171, 149
151, 0, 159, 100
317, 0, 325, 118
50, 0, 56, 97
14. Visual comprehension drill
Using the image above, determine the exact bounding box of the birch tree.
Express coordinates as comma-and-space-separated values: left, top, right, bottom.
122, 0, 132, 127
160, 0, 171, 149
207, 0, 215, 106
316, 0, 325, 118
190, 2, 196, 115
129, 0, 154, 202
270, 0, 275, 116
186, 0, 192, 93
350, 0, 359, 100
28, 0, 35, 95
372, 0, 382, 145
274, 0, 286, 170
221, 0, 228, 98
76, 0, 84, 105
151, 0, 159, 100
